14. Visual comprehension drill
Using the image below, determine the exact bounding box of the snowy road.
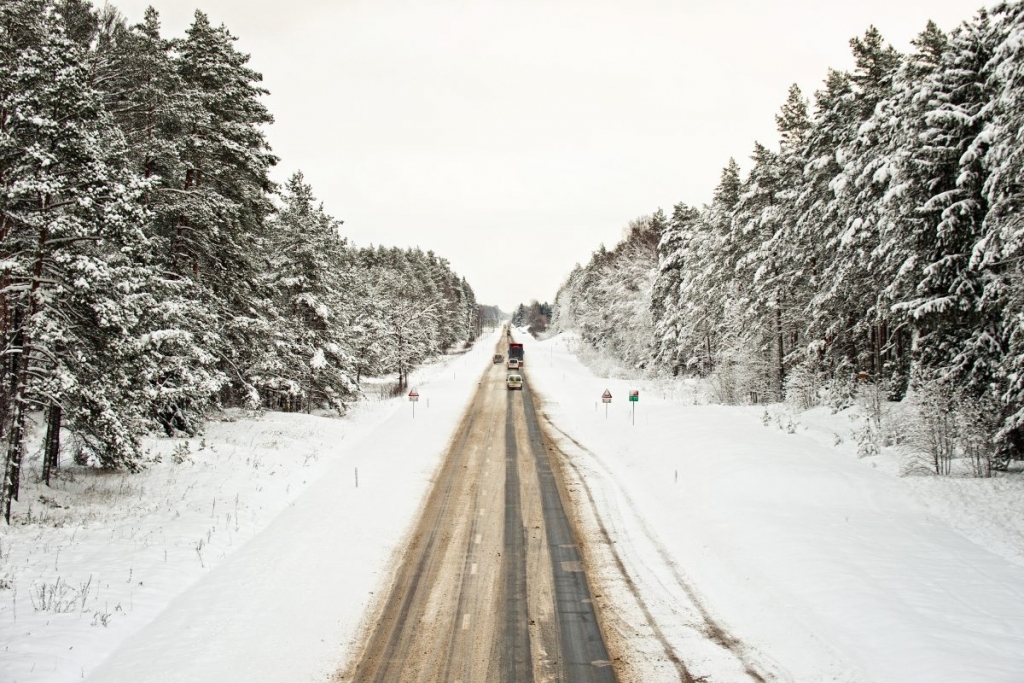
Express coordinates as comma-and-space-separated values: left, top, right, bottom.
341, 354, 616, 682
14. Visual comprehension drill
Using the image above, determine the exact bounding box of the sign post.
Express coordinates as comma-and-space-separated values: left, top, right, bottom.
601, 389, 612, 420
629, 390, 639, 426
409, 389, 419, 418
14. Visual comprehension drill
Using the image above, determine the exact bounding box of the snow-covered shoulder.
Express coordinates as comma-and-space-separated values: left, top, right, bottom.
525, 330, 1024, 683
0, 328, 502, 683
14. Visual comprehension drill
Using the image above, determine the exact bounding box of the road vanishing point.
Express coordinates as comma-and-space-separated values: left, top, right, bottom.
340, 342, 617, 683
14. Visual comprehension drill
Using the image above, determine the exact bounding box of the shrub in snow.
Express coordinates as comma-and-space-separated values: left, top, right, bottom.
902, 376, 1001, 477
30, 576, 92, 614
824, 359, 858, 413
784, 358, 829, 410
172, 441, 193, 465
904, 380, 957, 476
707, 338, 770, 405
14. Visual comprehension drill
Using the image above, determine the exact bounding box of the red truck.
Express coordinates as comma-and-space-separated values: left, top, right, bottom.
508, 342, 524, 367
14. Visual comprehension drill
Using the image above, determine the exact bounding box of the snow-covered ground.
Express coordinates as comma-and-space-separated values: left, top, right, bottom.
0, 328, 502, 683
526, 330, 1024, 683
5, 324, 1023, 683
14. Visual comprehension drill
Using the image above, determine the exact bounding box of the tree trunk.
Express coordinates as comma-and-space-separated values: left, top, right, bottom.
869, 324, 877, 377
0, 221, 11, 495
43, 403, 62, 486
2, 224, 48, 523
398, 330, 406, 390
4, 374, 28, 523
776, 306, 785, 398
173, 169, 195, 269
4, 306, 34, 521
43, 405, 61, 485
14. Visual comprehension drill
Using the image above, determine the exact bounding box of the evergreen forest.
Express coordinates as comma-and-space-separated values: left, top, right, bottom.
0, 1, 482, 520
553, 3, 1024, 473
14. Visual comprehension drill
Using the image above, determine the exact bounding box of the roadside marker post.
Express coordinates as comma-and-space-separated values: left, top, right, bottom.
602, 389, 612, 420
409, 389, 420, 418
629, 390, 639, 426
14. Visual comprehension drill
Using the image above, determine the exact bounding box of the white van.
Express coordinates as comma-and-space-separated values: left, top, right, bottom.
506, 373, 523, 390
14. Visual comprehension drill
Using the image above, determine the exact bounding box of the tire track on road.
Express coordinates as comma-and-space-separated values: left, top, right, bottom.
503, 393, 534, 681
521, 381, 617, 683
353, 414, 476, 682
539, 410, 784, 683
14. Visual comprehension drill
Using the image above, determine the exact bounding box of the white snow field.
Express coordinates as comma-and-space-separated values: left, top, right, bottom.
525, 330, 1024, 683
0, 328, 502, 683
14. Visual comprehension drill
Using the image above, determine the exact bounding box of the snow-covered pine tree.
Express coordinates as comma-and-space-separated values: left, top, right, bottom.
808, 28, 902, 392
831, 26, 921, 397
368, 250, 441, 391
795, 67, 864, 388
549, 213, 663, 370
260, 171, 356, 412
344, 245, 474, 391
90, 6, 227, 433
842, 20, 951, 403
971, 3, 1024, 463
551, 264, 583, 334
768, 85, 816, 398
0, 1, 165, 518
169, 10, 278, 411
891, 14, 995, 395
459, 277, 480, 341
95, 7, 193, 186
732, 142, 786, 397
677, 160, 741, 377
651, 202, 699, 374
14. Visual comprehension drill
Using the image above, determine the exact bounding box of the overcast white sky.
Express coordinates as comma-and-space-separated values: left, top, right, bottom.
113, 0, 987, 311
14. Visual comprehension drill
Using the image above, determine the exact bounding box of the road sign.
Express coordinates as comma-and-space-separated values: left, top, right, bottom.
601, 389, 612, 403
409, 389, 419, 418
629, 390, 639, 402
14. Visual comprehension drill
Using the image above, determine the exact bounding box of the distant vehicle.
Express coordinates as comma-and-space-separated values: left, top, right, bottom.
506, 373, 523, 390
508, 342, 524, 367
493, 354, 504, 364
506, 358, 521, 370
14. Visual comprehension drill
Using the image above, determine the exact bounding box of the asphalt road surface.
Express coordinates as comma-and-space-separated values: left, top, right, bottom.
340, 351, 617, 683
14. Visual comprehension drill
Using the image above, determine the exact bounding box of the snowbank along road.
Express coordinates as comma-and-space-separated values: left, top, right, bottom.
340, 347, 617, 682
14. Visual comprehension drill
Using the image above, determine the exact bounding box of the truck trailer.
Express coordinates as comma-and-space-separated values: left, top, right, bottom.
508, 342, 524, 367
